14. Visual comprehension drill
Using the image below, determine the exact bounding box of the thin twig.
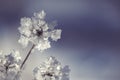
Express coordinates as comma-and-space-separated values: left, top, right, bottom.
13, 44, 35, 80
20, 44, 35, 69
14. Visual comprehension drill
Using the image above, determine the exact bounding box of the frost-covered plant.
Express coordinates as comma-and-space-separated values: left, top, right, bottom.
18, 10, 62, 69
18, 10, 62, 51
0, 51, 22, 80
33, 56, 70, 80
0, 10, 70, 80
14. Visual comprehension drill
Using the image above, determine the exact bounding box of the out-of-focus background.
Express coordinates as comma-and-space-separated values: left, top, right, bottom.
0, 0, 120, 80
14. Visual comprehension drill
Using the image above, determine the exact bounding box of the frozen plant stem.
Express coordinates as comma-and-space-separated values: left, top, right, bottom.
20, 44, 35, 69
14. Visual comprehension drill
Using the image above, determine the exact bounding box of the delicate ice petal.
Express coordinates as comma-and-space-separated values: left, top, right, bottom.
5, 50, 21, 65
41, 24, 49, 31
42, 31, 50, 40
51, 29, 62, 41
29, 36, 38, 45
35, 40, 51, 51
18, 35, 29, 47
18, 26, 32, 37
20, 17, 32, 27
11, 50, 22, 63
34, 10, 46, 19
38, 20, 46, 27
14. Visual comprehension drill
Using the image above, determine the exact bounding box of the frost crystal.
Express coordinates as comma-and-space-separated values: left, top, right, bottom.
18, 10, 62, 51
0, 50, 22, 80
33, 56, 70, 80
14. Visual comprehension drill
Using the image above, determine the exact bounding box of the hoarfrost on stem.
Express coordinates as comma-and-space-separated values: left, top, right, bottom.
33, 56, 70, 80
0, 50, 22, 80
18, 10, 62, 51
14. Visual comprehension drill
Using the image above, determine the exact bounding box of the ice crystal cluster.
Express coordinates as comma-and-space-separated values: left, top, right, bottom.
33, 56, 70, 80
18, 10, 62, 51
0, 10, 70, 80
0, 51, 22, 80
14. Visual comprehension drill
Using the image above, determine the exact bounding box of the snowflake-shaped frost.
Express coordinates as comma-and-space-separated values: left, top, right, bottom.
18, 10, 62, 51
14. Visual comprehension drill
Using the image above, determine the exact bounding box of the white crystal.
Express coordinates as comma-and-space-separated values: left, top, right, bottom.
51, 29, 62, 41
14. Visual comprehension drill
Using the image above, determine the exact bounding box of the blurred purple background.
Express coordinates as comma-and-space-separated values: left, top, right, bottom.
0, 0, 120, 80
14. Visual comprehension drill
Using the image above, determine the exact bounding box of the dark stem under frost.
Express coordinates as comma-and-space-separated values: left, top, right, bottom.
20, 44, 35, 69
